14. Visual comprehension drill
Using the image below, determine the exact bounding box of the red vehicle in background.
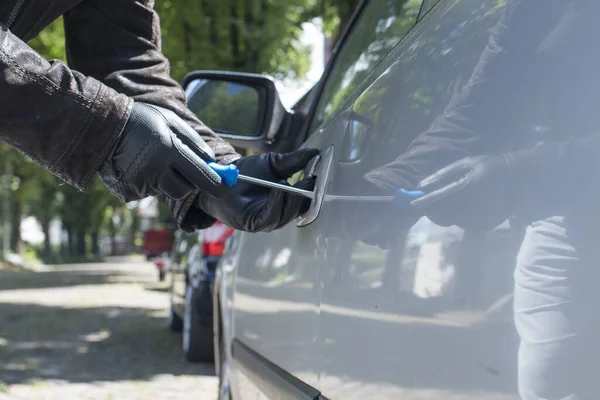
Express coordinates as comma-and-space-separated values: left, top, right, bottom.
143, 229, 174, 260
144, 228, 175, 282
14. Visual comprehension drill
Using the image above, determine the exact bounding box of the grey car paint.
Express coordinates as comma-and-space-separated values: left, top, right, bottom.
216, 0, 597, 398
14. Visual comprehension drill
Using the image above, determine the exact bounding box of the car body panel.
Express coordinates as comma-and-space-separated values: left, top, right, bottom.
316, 1, 520, 398
229, 116, 349, 394
217, 0, 600, 398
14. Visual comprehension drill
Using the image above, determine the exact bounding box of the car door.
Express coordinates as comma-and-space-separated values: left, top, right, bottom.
315, 0, 523, 399
228, 119, 345, 398
227, 2, 428, 398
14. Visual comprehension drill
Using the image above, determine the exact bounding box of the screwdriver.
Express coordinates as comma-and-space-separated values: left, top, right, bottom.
208, 162, 424, 203
209, 162, 315, 199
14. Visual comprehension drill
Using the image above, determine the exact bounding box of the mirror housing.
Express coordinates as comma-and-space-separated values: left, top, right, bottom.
182, 71, 292, 152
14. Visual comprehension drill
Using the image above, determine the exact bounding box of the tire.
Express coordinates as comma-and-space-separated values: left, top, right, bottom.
167, 301, 183, 332
183, 285, 214, 362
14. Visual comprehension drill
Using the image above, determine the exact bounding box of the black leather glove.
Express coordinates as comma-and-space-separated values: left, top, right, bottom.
99, 102, 228, 203
410, 155, 514, 230
196, 149, 319, 232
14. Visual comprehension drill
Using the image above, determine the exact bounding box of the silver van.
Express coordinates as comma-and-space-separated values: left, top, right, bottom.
185, 0, 600, 398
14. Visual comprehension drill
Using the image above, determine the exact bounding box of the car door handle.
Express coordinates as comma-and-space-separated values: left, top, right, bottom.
297, 145, 334, 227
339, 111, 372, 164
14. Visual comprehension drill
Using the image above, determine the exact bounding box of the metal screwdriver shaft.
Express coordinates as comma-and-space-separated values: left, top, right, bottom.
208, 162, 424, 203
237, 174, 315, 199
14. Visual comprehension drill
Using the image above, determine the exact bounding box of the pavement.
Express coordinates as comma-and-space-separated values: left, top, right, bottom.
0, 256, 217, 400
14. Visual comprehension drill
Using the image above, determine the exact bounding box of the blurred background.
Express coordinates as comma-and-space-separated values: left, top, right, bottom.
0, 2, 360, 399
1, 0, 358, 266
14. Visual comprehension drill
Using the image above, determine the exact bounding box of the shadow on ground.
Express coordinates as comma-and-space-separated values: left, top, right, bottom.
0, 265, 158, 291
0, 263, 214, 387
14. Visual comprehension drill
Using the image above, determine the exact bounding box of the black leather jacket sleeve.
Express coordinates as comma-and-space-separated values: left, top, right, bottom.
0, 23, 132, 190
63, 0, 240, 166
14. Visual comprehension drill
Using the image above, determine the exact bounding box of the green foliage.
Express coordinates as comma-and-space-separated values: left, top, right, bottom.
1, 1, 360, 259
28, 18, 66, 62
156, 0, 318, 81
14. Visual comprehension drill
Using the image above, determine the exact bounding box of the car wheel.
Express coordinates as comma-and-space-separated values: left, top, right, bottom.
167, 301, 183, 332
183, 285, 214, 362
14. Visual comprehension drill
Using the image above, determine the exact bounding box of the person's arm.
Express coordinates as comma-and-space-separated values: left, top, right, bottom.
411, 129, 600, 229
62, 0, 321, 233
365, 0, 570, 191
62, 0, 240, 165
0, 23, 131, 190
62, 0, 243, 229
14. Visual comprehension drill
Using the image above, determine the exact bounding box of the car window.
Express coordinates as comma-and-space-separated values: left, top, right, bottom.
418, 0, 439, 20
309, 0, 424, 132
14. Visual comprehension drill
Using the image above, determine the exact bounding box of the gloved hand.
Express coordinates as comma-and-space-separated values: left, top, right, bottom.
99, 102, 227, 202
195, 149, 319, 232
410, 155, 514, 230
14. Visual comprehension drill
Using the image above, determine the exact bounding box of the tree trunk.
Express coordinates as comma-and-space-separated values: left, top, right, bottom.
244, 0, 266, 73
68, 226, 75, 256
183, 19, 192, 66
129, 208, 140, 254
108, 218, 117, 256
41, 215, 52, 261
63, 224, 73, 257
76, 227, 86, 257
230, 2, 243, 69
9, 199, 20, 252
201, 0, 218, 46
90, 230, 100, 256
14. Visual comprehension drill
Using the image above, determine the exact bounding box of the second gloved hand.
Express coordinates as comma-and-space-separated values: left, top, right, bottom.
410, 155, 514, 230
99, 102, 227, 202
196, 149, 319, 232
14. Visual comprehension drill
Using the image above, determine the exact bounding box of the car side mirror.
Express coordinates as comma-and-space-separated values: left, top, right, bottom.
182, 71, 291, 152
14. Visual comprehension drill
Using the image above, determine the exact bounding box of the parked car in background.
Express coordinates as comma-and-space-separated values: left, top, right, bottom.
167, 221, 234, 362
142, 228, 174, 261
99, 235, 135, 256
179, 0, 584, 398
152, 252, 170, 282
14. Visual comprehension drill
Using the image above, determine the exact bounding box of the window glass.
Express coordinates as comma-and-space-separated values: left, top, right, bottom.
310, 0, 424, 131
419, 0, 439, 19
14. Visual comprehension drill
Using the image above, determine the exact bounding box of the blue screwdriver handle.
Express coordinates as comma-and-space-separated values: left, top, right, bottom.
208, 162, 239, 187
393, 188, 425, 205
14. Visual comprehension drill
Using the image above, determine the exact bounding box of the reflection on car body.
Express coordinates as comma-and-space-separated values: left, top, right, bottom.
185, 0, 600, 398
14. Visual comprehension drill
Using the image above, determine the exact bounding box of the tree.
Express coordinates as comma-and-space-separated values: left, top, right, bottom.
155, 1, 363, 83
156, 1, 314, 81
26, 19, 124, 260
303, 0, 361, 42
0, 3, 362, 259
28, 17, 66, 61
88, 178, 122, 256
22, 162, 61, 260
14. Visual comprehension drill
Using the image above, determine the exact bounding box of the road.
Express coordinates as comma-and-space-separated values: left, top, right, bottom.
0, 256, 217, 400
